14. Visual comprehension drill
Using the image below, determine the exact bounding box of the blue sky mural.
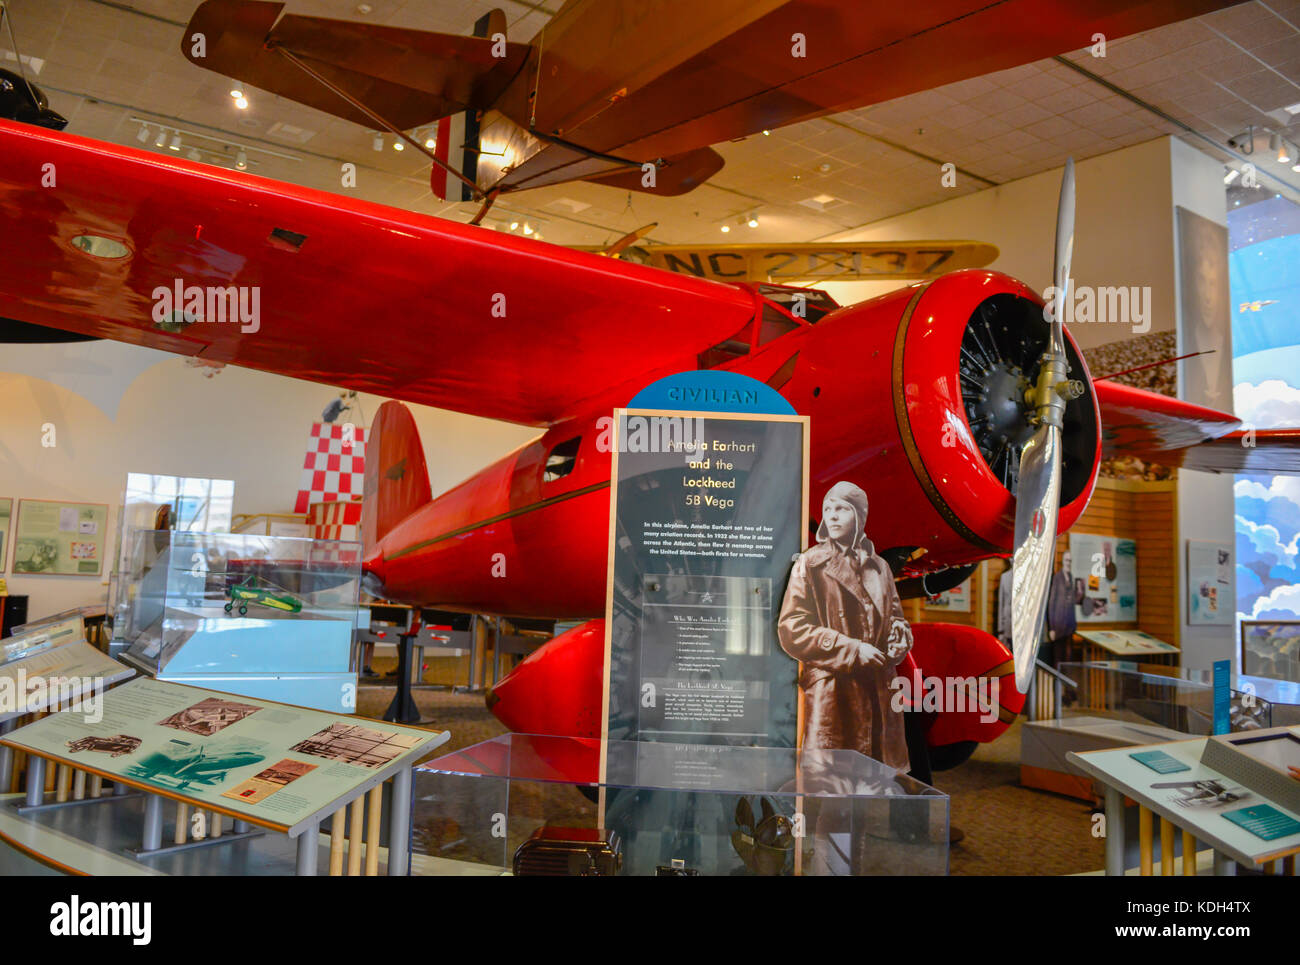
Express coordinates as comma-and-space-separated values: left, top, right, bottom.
1230, 196, 1300, 625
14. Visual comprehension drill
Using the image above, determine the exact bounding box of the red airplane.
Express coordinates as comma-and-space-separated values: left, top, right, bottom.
3, 120, 1298, 768
181, 0, 1241, 213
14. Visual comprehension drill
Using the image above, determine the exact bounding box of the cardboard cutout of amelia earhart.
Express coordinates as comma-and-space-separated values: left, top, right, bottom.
778, 480, 913, 770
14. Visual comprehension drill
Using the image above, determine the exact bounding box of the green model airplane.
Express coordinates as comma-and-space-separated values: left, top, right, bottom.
223, 577, 303, 616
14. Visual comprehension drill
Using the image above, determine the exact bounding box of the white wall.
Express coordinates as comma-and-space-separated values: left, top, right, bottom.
0, 342, 537, 620
818, 137, 1178, 351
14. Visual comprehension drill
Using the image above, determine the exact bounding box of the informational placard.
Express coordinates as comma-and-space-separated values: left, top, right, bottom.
0, 637, 134, 724
1068, 533, 1137, 623
1, 677, 446, 832
0, 497, 11, 570
602, 408, 808, 749
1214, 658, 1230, 736
11, 499, 109, 576
1187, 540, 1233, 626
923, 576, 971, 612
1077, 629, 1179, 656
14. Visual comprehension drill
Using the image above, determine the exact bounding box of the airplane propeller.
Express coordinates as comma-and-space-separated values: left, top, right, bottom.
1010, 159, 1084, 693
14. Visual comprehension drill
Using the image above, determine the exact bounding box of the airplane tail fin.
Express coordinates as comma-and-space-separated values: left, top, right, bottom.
362, 401, 432, 554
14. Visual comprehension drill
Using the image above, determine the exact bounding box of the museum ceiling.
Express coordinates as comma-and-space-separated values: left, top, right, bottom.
4, 0, 1299, 248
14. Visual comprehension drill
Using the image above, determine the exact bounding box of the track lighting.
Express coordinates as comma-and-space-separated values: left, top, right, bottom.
169, 133, 182, 151
720, 224, 730, 233
136, 124, 149, 143
393, 140, 404, 151
747, 214, 758, 228
154, 128, 167, 148
235, 149, 247, 170
372, 132, 383, 151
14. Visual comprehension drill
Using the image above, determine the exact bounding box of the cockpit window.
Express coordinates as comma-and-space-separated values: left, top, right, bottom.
757, 284, 838, 324
544, 437, 580, 481
758, 302, 801, 345
697, 320, 753, 369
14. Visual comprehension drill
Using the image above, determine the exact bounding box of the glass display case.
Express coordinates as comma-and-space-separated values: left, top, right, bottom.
116, 530, 361, 711
412, 734, 948, 876
1058, 661, 1273, 734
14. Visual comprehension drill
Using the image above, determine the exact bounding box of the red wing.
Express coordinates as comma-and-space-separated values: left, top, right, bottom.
183, 1, 530, 130
0, 122, 755, 426
1097, 381, 1300, 475
1096, 381, 1240, 455
1173, 429, 1300, 474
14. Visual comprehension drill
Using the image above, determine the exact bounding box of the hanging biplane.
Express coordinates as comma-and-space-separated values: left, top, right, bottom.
0, 0, 1282, 766
180, 0, 1241, 217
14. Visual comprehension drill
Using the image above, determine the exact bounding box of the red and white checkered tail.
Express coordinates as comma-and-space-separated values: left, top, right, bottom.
362, 401, 432, 554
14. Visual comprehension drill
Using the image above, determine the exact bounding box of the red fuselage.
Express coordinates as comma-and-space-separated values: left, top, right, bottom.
363, 269, 1101, 616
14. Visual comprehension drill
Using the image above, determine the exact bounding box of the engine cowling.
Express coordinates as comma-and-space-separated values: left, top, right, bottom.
790, 269, 1101, 575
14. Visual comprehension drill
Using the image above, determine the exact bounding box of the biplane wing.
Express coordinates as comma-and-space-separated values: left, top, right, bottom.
0, 121, 754, 427
1096, 380, 1300, 475
181, 0, 1243, 198
622, 241, 999, 282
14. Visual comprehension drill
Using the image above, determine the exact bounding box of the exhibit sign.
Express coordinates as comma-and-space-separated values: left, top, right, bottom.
1068, 532, 1137, 623
1077, 629, 1179, 656
1, 677, 446, 832
1214, 659, 1231, 736
601, 396, 807, 752
0, 497, 11, 570
1187, 540, 1233, 626
11, 499, 109, 576
923, 576, 972, 612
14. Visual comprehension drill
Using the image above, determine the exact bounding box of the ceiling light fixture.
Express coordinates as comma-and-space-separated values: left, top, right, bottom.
154, 128, 167, 148
1224, 168, 1239, 184
720, 224, 730, 233
187, 148, 201, 161
523, 223, 533, 235
393, 140, 404, 151
136, 124, 149, 143
169, 133, 182, 151
747, 214, 759, 228
424, 133, 436, 149
235, 149, 247, 170
372, 132, 383, 151
1269, 132, 1292, 164
234, 95, 249, 110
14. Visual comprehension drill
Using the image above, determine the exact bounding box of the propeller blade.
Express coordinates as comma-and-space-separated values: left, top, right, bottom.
1010, 158, 1076, 693
1049, 158, 1075, 353
1010, 421, 1062, 692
